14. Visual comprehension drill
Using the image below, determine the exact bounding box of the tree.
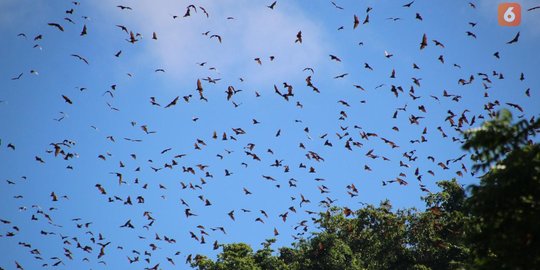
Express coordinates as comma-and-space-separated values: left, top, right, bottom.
408, 180, 470, 270
192, 240, 289, 270
192, 243, 260, 270
463, 109, 540, 269
192, 109, 540, 270
192, 181, 470, 270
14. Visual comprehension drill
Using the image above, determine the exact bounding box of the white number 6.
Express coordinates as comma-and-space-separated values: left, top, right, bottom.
504, 7, 516, 22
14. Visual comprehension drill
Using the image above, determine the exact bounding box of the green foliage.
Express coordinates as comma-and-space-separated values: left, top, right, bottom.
192, 110, 540, 270
192, 243, 259, 270
254, 239, 289, 270
193, 181, 469, 270
409, 180, 470, 270
343, 203, 412, 269
192, 240, 290, 270
290, 232, 362, 270
462, 109, 539, 172
463, 110, 540, 269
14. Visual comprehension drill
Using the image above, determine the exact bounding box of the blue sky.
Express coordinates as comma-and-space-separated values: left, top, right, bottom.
1, 0, 539, 269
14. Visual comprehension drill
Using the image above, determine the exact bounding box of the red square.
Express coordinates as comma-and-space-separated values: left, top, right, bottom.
498, 3, 521, 26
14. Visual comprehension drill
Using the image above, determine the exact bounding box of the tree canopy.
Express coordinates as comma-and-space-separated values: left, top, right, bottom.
463, 110, 540, 269
191, 110, 540, 270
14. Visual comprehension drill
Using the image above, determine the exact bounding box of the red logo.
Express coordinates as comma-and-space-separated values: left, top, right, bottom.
498, 3, 521, 26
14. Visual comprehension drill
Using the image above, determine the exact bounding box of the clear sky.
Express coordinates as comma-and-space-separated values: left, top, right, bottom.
1, 0, 539, 269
